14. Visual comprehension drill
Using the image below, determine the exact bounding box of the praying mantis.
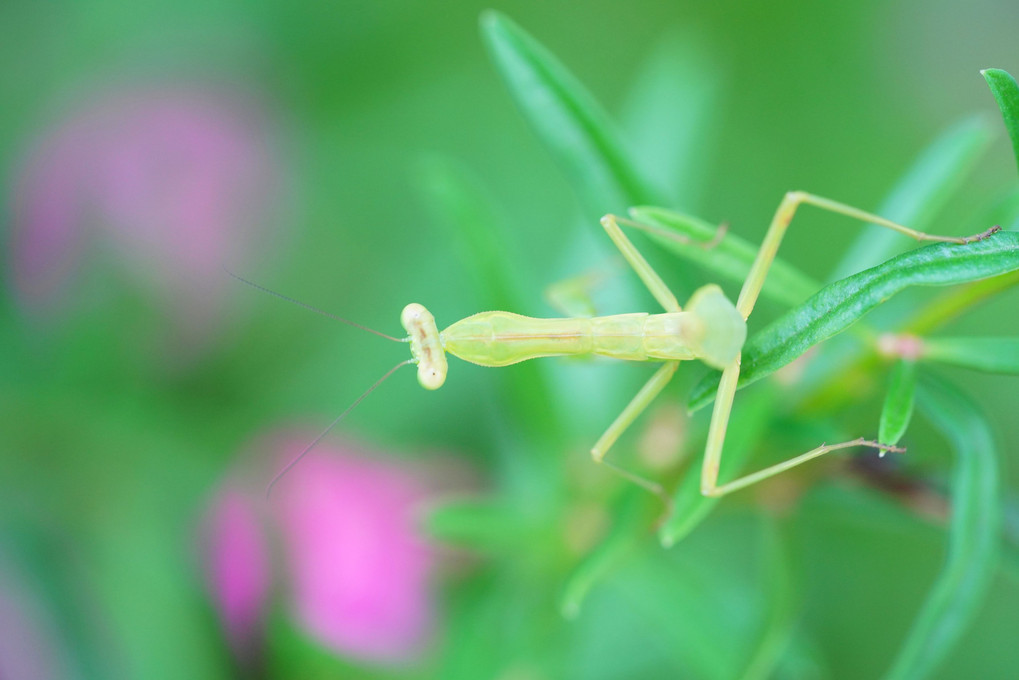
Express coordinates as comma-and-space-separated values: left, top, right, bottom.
237, 191, 998, 500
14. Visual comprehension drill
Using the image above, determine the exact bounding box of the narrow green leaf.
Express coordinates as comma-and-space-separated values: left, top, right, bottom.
922, 336, 1019, 374
480, 11, 660, 217
481, 12, 715, 295
620, 32, 722, 210
424, 499, 536, 553
630, 206, 818, 307
879, 360, 917, 445
884, 376, 1001, 680
416, 155, 527, 312
560, 490, 650, 619
690, 232, 1019, 411
1004, 495, 1019, 576
905, 269, 1019, 335
738, 517, 795, 680
982, 68, 1019, 177
659, 385, 775, 548
831, 115, 993, 281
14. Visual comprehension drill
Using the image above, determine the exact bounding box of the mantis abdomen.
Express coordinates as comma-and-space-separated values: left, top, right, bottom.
441, 284, 746, 370
442, 311, 696, 365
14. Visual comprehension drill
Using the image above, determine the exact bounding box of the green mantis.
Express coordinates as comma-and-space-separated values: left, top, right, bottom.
240, 191, 998, 501
403, 191, 999, 500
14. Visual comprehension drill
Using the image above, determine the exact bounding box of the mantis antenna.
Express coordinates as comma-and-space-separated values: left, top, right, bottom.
265, 359, 413, 498
224, 268, 407, 342
224, 268, 414, 496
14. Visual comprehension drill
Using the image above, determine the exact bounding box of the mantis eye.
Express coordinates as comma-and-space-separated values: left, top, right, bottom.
417, 365, 446, 390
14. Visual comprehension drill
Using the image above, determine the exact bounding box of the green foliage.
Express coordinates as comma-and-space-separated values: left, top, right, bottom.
628, 206, 818, 306
481, 11, 661, 218
983, 68, 1019, 176
690, 232, 1019, 410
831, 115, 994, 279
879, 360, 916, 446
5, 5, 1019, 680
559, 490, 650, 619
480, 11, 700, 292
475, 14, 1017, 677
922, 336, 1019, 374
659, 385, 775, 547
885, 377, 1001, 680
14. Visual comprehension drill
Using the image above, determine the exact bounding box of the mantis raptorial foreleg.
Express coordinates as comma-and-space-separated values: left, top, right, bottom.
600, 214, 683, 313
700, 191, 995, 497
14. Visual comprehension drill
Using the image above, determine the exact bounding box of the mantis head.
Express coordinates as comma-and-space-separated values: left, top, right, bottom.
401, 303, 448, 390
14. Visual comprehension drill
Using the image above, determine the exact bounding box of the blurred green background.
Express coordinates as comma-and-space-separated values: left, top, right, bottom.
2, 1, 1019, 678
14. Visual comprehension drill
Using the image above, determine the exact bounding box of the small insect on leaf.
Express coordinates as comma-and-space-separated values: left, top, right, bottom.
921, 336, 1019, 375
878, 359, 917, 447
982, 68, 1019, 177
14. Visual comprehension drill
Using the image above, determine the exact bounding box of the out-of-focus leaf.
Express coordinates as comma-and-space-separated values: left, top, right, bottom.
560, 490, 651, 619
831, 115, 993, 280
630, 206, 818, 307
424, 499, 537, 553
921, 336, 1019, 374
416, 154, 528, 312
611, 513, 780, 680
982, 68, 1019, 177
439, 572, 568, 680
737, 517, 795, 680
415, 154, 562, 453
879, 360, 916, 445
481, 10, 708, 297
659, 385, 775, 548
905, 270, 1019, 335
480, 11, 660, 218
690, 232, 1019, 411
1004, 495, 1019, 576
620, 33, 722, 211
884, 376, 1001, 680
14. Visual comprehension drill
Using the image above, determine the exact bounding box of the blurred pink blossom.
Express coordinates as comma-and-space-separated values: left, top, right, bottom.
203, 435, 438, 667
202, 485, 270, 663
10, 84, 281, 347
0, 557, 73, 680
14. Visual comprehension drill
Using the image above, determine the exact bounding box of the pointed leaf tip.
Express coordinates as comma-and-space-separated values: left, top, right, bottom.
982, 68, 1019, 178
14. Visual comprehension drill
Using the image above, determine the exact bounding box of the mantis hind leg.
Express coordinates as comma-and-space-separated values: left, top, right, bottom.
700, 358, 903, 497
591, 361, 679, 503
700, 191, 995, 498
